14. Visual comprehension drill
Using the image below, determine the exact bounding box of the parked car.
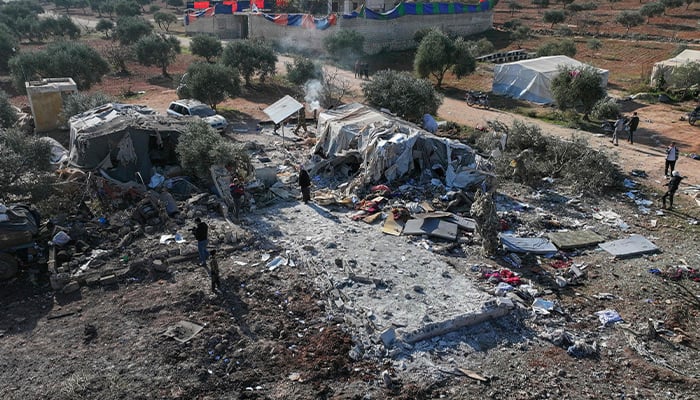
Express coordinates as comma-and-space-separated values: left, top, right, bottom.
167, 99, 228, 132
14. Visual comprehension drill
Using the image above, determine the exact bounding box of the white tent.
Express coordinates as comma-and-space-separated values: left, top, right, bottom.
651, 49, 700, 87
492, 55, 609, 104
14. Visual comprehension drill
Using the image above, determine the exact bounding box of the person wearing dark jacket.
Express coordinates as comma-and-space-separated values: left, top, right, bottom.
627, 112, 640, 144
298, 165, 311, 203
192, 218, 209, 266
229, 178, 245, 221
661, 170, 683, 210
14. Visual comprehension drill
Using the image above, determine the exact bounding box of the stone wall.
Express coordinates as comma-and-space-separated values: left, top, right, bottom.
186, 11, 493, 55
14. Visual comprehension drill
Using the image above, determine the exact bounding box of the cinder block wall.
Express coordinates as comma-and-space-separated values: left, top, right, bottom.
248, 12, 493, 54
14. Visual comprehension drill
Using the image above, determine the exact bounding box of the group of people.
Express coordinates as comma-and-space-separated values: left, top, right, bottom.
354, 60, 370, 80
611, 111, 640, 146
608, 113, 686, 210
192, 164, 314, 294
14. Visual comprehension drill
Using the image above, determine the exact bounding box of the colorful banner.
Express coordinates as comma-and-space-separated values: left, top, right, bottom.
342, 0, 496, 20
193, 1, 210, 9
260, 13, 337, 30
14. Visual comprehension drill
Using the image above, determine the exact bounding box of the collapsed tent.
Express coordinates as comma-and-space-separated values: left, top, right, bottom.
650, 49, 700, 87
492, 56, 609, 104
68, 104, 191, 183
312, 103, 492, 190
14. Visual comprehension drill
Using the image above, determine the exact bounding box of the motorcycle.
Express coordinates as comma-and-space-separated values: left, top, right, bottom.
688, 106, 699, 126
465, 90, 490, 109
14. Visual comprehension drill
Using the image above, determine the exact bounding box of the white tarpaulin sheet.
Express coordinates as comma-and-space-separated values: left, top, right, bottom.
499, 234, 558, 254
492, 56, 609, 104
651, 49, 700, 86
263, 95, 303, 124
313, 103, 491, 189
598, 234, 659, 258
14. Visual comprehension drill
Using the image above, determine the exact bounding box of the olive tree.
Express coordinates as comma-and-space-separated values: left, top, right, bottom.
154, 11, 178, 32
413, 29, 475, 88
362, 69, 443, 121
615, 10, 645, 34
95, 19, 114, 38
285, 56, 321, 85
183, 62, 240, 109
543, 10, 566, 28
0, 23, 18, 73
221, 39, 277, 86
190, 34, 223, 62
9, 42, 109, 91
115, 16, 152, 45
176, 120, 251, 181
536, 38, 577, 57
640, 2, 665, 23
322, 29, 364, 62
134, 33, 181, 77
669, 61, 700, 91
550, 65, 606, 120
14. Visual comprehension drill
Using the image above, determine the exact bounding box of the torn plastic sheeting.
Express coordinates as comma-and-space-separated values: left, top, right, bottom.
266, 256, 288, 271
314, 103, 490, 188
532, 298, 555, 314
595, 309, 623, 326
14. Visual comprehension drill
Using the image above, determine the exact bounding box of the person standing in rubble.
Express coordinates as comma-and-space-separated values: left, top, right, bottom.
661, 170, 683, 210
208, 249, 221, 293
470, 189, 499, 256
229, 178, 245, 221
294, 103, 308, 135
511, 149, 532, 184
298, 165, 311, 204
192, 217, 209, 266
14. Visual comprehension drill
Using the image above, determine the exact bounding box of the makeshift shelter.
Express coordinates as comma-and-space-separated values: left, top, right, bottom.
492, 56, 609, 104
650, 49, 700, 87
68, 104, 191, 183
312, 103, 492, 190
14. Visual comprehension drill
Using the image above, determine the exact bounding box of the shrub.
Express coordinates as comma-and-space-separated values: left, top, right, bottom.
591, 98, 620, 120
361, 69, 443, 121
0, 127, 57, 202
190, 34, 223, 62
60, 92, 116, 122
536, 38, 576, 57
183, 61, 241, 109
322, 29, 364, 62
555, 26, 574, 37
176, 120, 251, 181
115, 16, 152, 46
0, 90, 18, 129
501, 120, 621, 193
285, 56, 320, 85
221, 39, 277, 86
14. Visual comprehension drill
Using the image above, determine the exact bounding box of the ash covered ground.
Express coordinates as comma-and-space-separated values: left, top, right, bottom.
2, 122, 700, 400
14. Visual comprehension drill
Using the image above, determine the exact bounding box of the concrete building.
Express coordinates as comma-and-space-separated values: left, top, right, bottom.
184, 1, 494, 54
